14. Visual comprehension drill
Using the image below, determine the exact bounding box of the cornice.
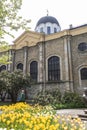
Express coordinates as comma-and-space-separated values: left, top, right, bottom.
12, 25, 87, 50
45, 25, 87, 41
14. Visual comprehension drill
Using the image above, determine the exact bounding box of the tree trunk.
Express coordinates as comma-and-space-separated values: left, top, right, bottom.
9, 91, 17, 103
0, 91, 7, 102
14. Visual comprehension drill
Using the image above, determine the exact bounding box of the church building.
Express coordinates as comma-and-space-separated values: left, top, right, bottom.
0, 14, 87, 98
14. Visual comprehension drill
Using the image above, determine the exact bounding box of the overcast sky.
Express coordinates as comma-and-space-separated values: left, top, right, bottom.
8, 0, 87, 43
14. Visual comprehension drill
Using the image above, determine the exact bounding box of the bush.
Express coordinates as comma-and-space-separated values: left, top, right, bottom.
53, 91, 87, 109
61, 91, 86, 105
35, 90, 87, 109
34, 89, 61, 106
34, 91, 54, 106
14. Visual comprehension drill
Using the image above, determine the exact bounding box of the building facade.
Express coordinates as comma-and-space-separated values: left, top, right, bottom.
0, 15, 87, 99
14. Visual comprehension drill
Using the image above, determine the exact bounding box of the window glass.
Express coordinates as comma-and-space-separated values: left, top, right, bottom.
54, 28, 57, 33
40, 27, 43, 33
0, 65, 6, 72
47, 26, 51, 34
48, 56, 60, 81
78, 42, 87, 51
30, 61, 38, 81
80, 68, 87, 80
17, 63, 23, 71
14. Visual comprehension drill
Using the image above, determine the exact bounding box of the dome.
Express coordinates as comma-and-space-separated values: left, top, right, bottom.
35, 15, 61, 34
36, 16, 60, 27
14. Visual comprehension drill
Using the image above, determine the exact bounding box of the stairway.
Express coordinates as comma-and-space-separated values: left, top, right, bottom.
78, 110, 87, 121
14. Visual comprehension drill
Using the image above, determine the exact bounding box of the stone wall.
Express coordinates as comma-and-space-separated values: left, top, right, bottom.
71, 33, 87, 92
0, 29, 87, 98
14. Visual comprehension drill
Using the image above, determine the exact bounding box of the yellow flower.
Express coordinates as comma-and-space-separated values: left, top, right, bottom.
6, 120, 10, 125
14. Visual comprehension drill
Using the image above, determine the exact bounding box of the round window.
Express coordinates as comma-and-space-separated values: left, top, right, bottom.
78, 42, 87, 51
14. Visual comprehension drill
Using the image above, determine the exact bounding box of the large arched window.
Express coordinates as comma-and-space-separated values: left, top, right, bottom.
17, 63, 23, 71
80, 68, 87, 80
0, 65, 6, 72
30, 61, 38, 82
48, 56, 60, 81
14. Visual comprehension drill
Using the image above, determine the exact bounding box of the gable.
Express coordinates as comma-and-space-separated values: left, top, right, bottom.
12, 31, 44, 49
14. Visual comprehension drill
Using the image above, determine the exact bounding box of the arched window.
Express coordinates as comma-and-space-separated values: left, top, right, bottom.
54, 28, 57, 33
47, 26, 51, 34
80, 68, 87, 80
0, 65, 6, 72
30, 61, 38, 81
40, 27, 43, 33
17, 63, 23, 71
48, 56, 60, 81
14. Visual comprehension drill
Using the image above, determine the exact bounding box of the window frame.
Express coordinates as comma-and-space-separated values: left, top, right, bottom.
54, 27, 57, 33
40, 27, 43, 33
17, 63, 23, 71
30, 61, 38, 82
80, 68, 87, 80
47, 26, 51, 34
78, 42, 87, 51
48, 56, 60, 81
0, 65, 6, 72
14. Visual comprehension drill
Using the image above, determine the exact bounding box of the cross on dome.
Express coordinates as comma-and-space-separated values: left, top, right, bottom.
47, 10, 49, 16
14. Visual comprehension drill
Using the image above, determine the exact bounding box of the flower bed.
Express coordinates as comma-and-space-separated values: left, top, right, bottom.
0, 102, 86, 130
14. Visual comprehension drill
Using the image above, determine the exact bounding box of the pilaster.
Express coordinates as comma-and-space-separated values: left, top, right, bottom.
23, 46, 28, 75
64, 36, 70, 91
38, 43, 43, 82
64, 36, 74, 91
67, 36, 74, 92
10, 49, 15, 71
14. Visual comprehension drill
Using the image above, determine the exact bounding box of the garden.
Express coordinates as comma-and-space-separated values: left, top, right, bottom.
0, 102, 86, 130
0, 70, 87, 129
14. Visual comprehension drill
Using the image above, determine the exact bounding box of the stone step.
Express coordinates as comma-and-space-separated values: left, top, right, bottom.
78, 114, 87, 118
78, 114, 87, 121
72, 115, 87, 122
80, 118, 87, 121
84, 110, 87, 114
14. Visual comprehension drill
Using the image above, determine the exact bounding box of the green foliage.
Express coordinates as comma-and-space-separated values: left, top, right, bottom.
61, 91, 85, 105
0, 71, 9, 89
34, 90, 87, 109
0, 70, 31, 102
0, 0, 30, 64
0, 0, 30, 38
34, 89, 62, 106
54, 91, 87, 109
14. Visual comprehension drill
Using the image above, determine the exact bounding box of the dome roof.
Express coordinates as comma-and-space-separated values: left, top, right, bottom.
36, 16, 60, 27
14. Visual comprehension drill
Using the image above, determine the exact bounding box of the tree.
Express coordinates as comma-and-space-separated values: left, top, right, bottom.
8, 70, 31, 103
0, 71, 9, 101
0, 70, 31, 103
0, 0, 30, 64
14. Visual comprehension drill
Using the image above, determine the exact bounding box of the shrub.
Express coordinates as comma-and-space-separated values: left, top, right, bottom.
34, 89, 62, 106
53, 91, 87, 109
35, 90, 87, 109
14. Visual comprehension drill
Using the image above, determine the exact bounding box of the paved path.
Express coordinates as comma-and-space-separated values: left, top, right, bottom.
56, 109, 86, 116
56, 109, 87, 129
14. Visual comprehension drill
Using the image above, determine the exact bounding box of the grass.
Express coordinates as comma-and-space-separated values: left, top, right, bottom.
0, 101, 12, 106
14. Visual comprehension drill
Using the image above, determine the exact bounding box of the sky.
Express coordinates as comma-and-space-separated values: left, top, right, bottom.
8, 0, 87, 43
